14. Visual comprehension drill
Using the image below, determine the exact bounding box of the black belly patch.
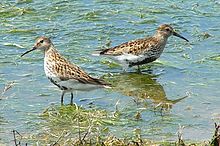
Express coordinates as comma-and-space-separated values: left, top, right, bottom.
129, 57, 157, 67
48, 77, 68, 90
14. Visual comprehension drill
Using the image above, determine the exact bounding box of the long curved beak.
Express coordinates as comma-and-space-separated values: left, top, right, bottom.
21, 47, 37, 57
173, 31, 189, 42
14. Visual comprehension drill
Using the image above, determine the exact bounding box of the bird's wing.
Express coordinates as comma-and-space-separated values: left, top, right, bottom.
100, 37, 158, 56
51, 54, 110, 86
66, 63, 109, 86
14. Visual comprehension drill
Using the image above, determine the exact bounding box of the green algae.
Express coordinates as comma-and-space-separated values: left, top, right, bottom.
0, 6, 33, 18
22, 104, 215, 145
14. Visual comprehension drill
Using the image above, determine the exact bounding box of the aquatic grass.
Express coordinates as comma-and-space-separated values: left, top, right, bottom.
129, 19, 157, 25
100, 59, 121, 69
25, 105, 161, 145
16, 0, 33, 4
80, 10, 109, 22
0, 5, 33, 18
208, 55, 220, 61
31, 105, 120, 145
15, 108, 217, 146
7, 28, 37, 34
30, 102, 177, 145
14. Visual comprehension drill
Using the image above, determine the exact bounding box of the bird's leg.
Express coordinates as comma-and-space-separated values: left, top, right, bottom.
137, 65, 142, 74
122, 69, 127, 73
61, 91, 65, 105
122, 64, 129, 73
70, 92, 74, 105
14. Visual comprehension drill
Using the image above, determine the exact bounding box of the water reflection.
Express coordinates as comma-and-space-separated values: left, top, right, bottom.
106, 73, 187, 109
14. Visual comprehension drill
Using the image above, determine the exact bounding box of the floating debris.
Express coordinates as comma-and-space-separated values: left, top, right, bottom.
1, 81, 16, 99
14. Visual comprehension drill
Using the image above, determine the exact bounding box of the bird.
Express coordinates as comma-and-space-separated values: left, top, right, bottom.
21, 37, 111, 105
94, 24, 189, 72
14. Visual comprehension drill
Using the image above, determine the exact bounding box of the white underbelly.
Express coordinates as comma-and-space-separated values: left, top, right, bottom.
112, 53, 158, 65
48, 76, 103, 92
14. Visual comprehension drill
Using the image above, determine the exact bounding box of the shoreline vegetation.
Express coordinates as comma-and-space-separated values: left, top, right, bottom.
1, 82, 220, 146
9, 105, 220, 146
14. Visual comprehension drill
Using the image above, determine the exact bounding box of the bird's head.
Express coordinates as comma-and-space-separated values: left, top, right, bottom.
21, 37, 52, 57
157, 24, 189, 42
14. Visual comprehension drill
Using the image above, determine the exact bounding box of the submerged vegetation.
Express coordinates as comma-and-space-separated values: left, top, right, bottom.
11, 104, 220, 145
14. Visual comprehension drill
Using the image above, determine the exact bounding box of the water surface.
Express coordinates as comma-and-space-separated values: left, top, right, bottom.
0, 0, 220, 144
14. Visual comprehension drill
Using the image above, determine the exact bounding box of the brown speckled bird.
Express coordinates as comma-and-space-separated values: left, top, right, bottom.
21, 37, 110, 105
95, 24, 189, 71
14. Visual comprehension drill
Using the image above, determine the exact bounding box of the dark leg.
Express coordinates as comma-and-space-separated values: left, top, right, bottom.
61, 91, 65, 105
137, 65, 142, 74
70, 92, 74, 105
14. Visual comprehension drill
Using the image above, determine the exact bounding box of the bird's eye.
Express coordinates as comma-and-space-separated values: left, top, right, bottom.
40, 40, 44, 43
165, 28, 170, 32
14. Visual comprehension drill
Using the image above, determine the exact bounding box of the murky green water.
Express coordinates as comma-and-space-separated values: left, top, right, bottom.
1, 0, 220, 145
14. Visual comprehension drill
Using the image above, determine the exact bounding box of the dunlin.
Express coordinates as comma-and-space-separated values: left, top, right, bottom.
95, 24, 189, 71
21, 37, 110, 105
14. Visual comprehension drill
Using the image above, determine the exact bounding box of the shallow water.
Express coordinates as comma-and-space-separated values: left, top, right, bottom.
1, 0, 220, 144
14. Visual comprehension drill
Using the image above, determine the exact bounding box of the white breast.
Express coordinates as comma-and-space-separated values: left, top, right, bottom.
44, 57, 56, 78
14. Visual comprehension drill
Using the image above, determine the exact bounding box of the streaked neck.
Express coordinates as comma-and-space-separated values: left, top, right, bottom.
44, 45, 58, 57
153, 32, 169, 42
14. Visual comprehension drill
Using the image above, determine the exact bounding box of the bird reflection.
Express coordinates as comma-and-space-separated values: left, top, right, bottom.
106, 73, 187, 109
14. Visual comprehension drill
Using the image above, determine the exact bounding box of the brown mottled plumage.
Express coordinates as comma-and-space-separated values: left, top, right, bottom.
97, 24, 189, 71
21, 37, 110, 105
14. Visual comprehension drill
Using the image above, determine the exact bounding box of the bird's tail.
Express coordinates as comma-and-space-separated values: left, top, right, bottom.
92, 48, 111, 56
90, 77, 112, 88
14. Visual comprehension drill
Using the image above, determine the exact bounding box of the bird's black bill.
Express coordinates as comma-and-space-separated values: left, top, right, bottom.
173, 32, 189, 42
21, 47, 36, 57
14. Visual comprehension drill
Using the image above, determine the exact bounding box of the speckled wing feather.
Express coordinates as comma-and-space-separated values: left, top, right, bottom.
46, 50, 109, 86
100, 37, 159, 56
